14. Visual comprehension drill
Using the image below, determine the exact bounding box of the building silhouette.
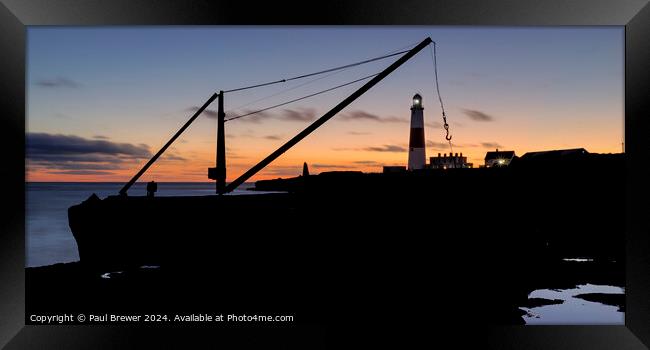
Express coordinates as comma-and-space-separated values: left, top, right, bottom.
484, 149, 516, 167
429, 153, 472, 169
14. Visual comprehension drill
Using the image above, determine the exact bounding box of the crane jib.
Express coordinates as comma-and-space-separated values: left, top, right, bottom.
117, 37, 434, 195
224, 37, 434, 193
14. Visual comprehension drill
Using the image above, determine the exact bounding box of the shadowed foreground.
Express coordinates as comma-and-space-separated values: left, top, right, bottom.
27, 153, 624, 333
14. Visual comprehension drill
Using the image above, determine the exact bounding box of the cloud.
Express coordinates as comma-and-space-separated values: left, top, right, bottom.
426, 121, 443, 128
243, 114, 271, 123
92, 135, 110, 140
427, 140, 452, 150
228, 107, 317, 124
383, 116, 409, 123
227, 132, 280, 141
186, 106, 218, 119
203, 109, 219, 118
480, 142, 503, 149
36, 77, 81, 88
26, 133, 188, 176
338, 110, 408, 124
311, 164, 354, 169
186, 105, 315, 125
28, 159, 122, 170
347, 131, 372, 135
261, 165, 302, 176
47, 170, 115, 176
363, 145, 407, 153
162, 153, 187, 161
230, 109, 273, 123
224, 146, 246, 159
230, 131, 257, 139
339, 139, 454, 154
27, 133, 151, 159
352, 160, 380, 165
462, 109, 495, 122
339, 110, 382, 122
280, 108, 317, 122
339, 110, 442, 128
226, 154, 247, 159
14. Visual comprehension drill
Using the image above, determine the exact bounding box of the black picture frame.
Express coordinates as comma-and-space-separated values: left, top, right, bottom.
1, 0, 649, 348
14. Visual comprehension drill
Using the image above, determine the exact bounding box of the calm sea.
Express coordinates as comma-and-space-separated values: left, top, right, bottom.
26, 182, 259, 268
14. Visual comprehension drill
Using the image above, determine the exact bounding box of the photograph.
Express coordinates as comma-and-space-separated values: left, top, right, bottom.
24, 26, 626, 328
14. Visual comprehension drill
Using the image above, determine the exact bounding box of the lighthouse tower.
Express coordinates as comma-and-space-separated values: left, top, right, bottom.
408, 93, 426, 170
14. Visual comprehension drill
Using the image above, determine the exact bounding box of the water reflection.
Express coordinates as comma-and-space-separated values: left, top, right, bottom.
100, 271, 124, 279
521, 283, 624, 325
561, 258, 594, 262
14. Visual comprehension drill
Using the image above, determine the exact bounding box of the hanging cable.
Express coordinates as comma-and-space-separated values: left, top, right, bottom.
225, 41, 422, 115
226, 68, 350, 115
225, 72, 380, 122
223, 48, 412, 93
429, 42, 453, 154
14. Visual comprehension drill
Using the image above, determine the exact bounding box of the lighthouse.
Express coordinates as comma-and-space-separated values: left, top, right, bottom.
408, 93, 426, 170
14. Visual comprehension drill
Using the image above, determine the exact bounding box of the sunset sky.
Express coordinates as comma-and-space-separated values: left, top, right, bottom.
27, 26, 624, 182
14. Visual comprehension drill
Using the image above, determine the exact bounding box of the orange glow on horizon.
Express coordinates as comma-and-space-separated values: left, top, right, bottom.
26, 140, 623, 183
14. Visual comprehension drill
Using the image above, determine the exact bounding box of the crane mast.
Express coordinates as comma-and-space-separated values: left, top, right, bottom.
118, 37, 434, 196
